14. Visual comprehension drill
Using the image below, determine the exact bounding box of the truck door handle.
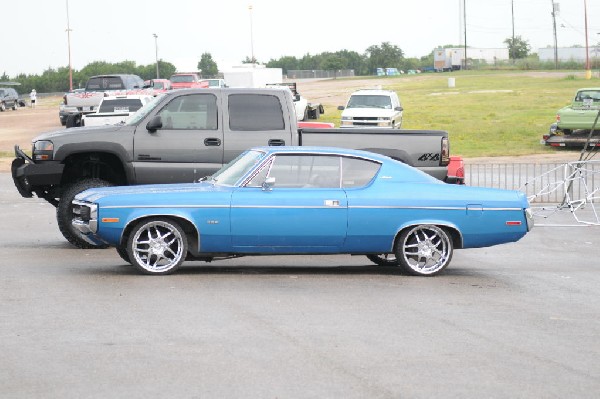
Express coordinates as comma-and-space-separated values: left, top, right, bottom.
204, 138, 221, 146
268, 139, 285, 146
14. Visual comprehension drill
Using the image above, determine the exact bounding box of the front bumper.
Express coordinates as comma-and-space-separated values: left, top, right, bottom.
11, 145, 64, 198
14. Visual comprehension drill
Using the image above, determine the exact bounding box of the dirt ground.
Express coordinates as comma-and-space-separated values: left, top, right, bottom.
0, 77, 583, 173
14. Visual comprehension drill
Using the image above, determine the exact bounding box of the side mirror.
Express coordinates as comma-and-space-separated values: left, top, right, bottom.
262, 177, 276, 191
146, 115, 163, 132
395, 106, 404, 111
337, 105, 345, 110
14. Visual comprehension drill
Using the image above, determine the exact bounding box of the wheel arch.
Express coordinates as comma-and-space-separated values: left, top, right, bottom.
120, 214, 200, 255
393, 221, 463, 250
60, 151, 130, 187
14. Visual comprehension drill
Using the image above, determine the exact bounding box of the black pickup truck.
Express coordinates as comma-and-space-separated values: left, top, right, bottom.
12, 87, 454, 248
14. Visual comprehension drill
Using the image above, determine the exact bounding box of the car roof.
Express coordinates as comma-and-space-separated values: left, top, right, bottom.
250, 146, 391, 162
351, 89, 395, 95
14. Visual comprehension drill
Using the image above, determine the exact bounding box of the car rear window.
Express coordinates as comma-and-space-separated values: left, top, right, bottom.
86, 77, 125, 91
99, 99, 143, 113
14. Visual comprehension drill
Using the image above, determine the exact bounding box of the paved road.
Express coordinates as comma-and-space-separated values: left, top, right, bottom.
1, 173, 599, 398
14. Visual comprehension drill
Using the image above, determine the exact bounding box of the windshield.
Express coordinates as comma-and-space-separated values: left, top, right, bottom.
86, 77, 126, 91
347, 95, 392, 109
126, 94, 165, 125
210, 150, 267, 186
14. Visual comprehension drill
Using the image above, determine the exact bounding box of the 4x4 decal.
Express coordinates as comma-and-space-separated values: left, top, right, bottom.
418, 153, 440, 162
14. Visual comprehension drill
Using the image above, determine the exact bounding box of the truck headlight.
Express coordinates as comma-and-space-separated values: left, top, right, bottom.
32, 140, 54, 161
377, 117, 392, 127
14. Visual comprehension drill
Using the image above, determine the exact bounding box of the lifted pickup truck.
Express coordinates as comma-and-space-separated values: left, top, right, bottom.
12, 87, 454, 249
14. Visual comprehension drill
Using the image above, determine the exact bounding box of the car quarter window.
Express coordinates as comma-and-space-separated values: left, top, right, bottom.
157, 94, 217, 130
341, 158, 381, 188
229, 94, 285, 131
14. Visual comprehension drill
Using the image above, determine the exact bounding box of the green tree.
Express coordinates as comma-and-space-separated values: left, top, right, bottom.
365, 42, 404, 75
197, 53, 218, 77
321, 55, 345, 79
504, 35, 531, 60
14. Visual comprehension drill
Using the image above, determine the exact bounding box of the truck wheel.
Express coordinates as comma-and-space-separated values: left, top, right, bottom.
66, 114, 81, 128
57, 178, 114, 249
0, 102, 5, 112
12, 101, 18, 111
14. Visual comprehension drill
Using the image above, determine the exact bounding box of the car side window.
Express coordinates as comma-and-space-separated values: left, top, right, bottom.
229, 94, 285, 131
341, 158, 381, 188
246, 155, 341, 188
157, 94, 218, 130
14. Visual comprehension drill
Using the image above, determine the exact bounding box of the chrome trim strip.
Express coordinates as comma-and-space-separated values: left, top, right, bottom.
101, 204, 522, 211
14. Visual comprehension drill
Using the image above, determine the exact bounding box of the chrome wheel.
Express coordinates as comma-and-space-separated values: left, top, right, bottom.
127, 218, 187, 275
396, 225, 453, 276
366, 253, 399, 266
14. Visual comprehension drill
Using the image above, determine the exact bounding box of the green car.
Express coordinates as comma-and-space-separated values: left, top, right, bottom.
555, 88, 600, 134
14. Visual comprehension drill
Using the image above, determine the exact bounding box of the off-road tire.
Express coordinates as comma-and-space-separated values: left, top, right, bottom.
57, 178, 113, 249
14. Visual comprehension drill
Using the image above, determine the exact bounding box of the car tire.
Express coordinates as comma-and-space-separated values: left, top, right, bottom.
395, 225, 453, 276
0, 102, 5, 112
127, 218, 188, 275
57, 178, 113, 249
366, 254, 399, 266
66, 113, 81, 128
12, 101, 18, 111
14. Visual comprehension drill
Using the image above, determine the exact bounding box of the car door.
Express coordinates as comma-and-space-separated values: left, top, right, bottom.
222, 91, 295, 163
133, 92, 224, 184
230, 154, 348, 250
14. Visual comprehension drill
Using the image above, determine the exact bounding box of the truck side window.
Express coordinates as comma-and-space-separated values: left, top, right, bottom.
229, 94, 285, 131
341, 158, 381, 188
157, 94, 217, 130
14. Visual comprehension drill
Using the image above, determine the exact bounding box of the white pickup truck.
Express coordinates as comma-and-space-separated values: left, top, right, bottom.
62, 74, 151, 127
81, 95, 154, 126
338, 89, 403, 128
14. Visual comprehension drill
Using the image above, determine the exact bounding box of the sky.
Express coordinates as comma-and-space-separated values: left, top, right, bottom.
2, 0, 600, 77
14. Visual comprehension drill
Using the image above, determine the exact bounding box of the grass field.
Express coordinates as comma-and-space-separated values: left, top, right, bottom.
317, 70, 599, 157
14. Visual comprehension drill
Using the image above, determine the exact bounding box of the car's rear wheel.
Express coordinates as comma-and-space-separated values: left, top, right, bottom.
395, 225, 453, 276
0, 102, 5, 112
127, 218, 188, 275
66, 113, 81, 128
12, 101, 18, 111
366, 254, 399, 266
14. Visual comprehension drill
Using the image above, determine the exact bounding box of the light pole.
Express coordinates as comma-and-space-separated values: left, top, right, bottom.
248, 5, 255, 66
153, 33, 159, 79
584, 0, 591, 79
66, 0, 73, 91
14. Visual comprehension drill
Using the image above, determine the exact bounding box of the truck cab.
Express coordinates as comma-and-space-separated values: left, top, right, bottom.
338, 89, 403, 129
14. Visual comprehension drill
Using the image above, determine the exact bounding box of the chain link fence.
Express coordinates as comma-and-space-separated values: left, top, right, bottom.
286, 70, 355, 79
465, 161, 600, 204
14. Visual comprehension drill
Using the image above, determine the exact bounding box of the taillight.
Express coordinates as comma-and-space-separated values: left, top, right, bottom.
440, 137, 450, 166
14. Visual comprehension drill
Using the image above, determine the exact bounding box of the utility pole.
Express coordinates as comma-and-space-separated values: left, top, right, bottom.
584, 0, 591, 79
463, 0, 467, 70
66, 0, 73, 91
153, 34, 159, 79
511, 0, 515, 63
249, 5, 255, 66
551, 1, 559, 69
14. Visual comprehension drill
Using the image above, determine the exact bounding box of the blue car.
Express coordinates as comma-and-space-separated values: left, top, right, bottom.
72, 147, 533, 276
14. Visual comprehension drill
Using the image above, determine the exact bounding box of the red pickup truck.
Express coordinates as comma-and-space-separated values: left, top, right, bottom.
169, 73, 209, 89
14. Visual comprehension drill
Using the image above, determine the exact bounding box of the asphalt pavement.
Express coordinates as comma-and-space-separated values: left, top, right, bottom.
1, 172, 599, 398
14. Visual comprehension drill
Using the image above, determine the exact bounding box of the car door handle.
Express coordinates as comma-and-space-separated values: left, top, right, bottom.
324, 200, 340, 207
268, 139, 285, 146
204, 138, 221, 146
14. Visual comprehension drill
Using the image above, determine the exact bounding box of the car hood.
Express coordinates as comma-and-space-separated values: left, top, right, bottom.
75, 182, 234, 206
33, 124, 126, 141
342, 108, 400, 117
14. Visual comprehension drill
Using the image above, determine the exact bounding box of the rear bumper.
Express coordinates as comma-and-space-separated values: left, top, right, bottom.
11, 146, 64, 198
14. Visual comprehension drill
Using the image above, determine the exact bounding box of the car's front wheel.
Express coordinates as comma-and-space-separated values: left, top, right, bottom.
127, 218, 188, 275
12, 101, 18, 111
395, 225, 453, 276
0, 102, 5, 112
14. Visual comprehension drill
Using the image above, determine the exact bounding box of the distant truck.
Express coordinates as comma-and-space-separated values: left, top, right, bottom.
81, 95, 154, 127
62, 74, 148, 127
169, 73, 208, 89
12, 87, 455, 249
338, 89, 403, 129
542, 88, 600, 148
